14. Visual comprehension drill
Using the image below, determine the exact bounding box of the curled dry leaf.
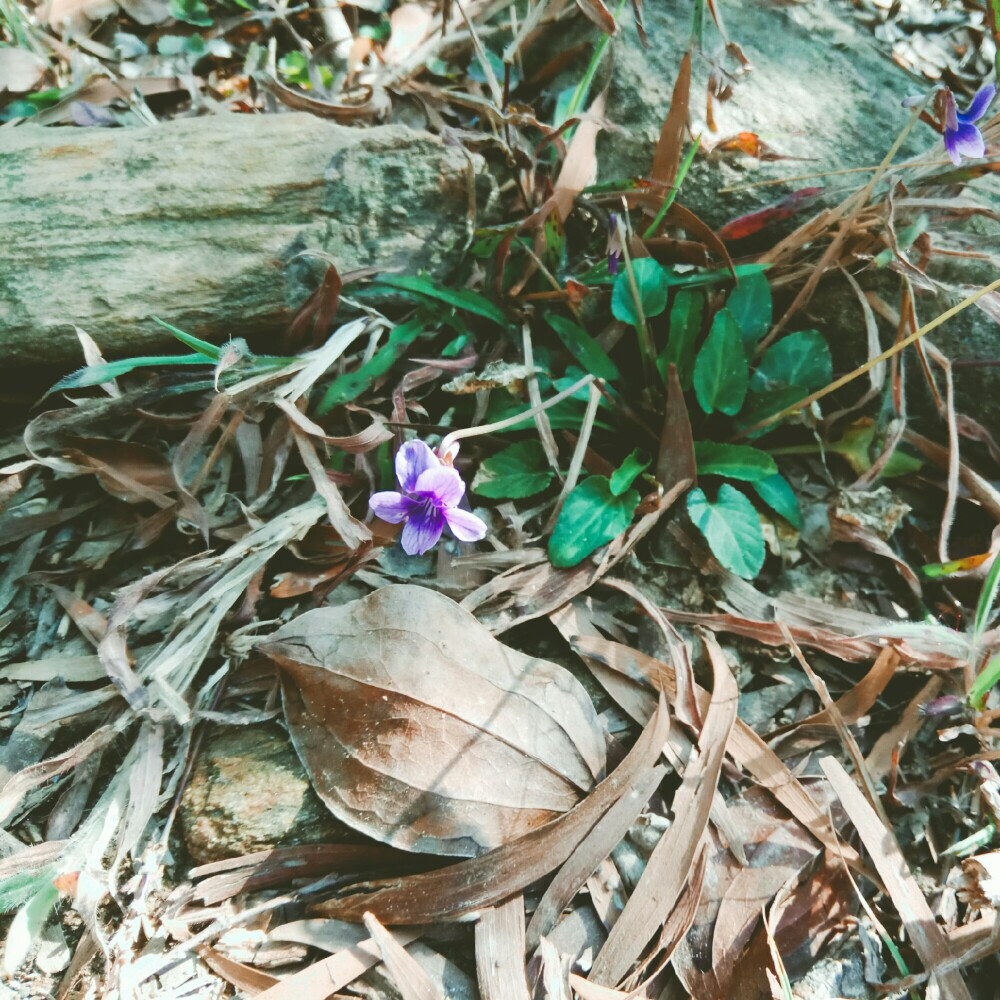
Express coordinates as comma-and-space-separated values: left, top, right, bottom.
0, 48, 49, 92
575, 0, 618, 35
259, 584, 605, 857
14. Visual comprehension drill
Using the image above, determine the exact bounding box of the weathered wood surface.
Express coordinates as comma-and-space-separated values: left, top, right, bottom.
0, 113, 489, 364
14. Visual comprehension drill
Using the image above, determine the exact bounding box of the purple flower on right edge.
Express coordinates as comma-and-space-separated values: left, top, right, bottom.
943, 84, 996, 165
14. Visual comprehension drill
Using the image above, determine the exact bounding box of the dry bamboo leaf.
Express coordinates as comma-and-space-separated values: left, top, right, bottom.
656, 362, 696, 494
589, 635, 737, 986
571, 848, 706, 997
475, 895, 531, 1000
363, 913, 443, 1000
198, 947, 278, 995
769, 646, 900, 738
866, 675, 941, 781
259, 584, 605, 857
821, 756, 972, 1000
312, 697, 669, 924
254, 929, 420, 1000
570, 635, 849, 860
525, 763, 666, 950
671, 789, 830, 997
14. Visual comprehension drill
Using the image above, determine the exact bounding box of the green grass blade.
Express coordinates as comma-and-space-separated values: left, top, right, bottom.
48, 354, 213, 394
152, 317, 223, 359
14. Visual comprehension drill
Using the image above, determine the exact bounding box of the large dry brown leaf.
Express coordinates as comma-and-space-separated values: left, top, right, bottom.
821, 756, 972, 1000
311, 697, 669, 924
589, 635, 737, 986
259, 585, 605, 857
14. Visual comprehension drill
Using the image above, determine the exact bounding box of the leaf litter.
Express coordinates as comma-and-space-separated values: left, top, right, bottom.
2, 0, 1000, 996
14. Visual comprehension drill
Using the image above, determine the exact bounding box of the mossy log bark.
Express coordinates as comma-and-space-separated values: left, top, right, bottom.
0, 113, 489, 364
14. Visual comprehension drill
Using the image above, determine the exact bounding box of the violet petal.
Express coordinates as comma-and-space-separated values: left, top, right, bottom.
959, 84, 996, 124
401, 505, 445, 555
413, 464, 465, 507
395, 439, 438, 493
443, 506, 488, 543
947, 121, 986, 164
369, 491, 415, 523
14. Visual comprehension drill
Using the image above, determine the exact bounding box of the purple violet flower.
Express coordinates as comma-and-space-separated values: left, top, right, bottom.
943, 84, 995, 165
369, 440, 487, 556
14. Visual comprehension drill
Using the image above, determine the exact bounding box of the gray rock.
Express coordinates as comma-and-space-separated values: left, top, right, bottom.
179, 723, 347, 864
592, 0, 999, 422
597, 0, 926, 227
0, 113, 492, 364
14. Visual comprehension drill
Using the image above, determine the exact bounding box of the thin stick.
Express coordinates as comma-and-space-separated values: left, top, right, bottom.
544, 382, 601, 532
739, 277, 1000, 437
522, 322, 562, 478
755, 102, 927, 353
439, 373, 595, 457
717, 155, 986, 193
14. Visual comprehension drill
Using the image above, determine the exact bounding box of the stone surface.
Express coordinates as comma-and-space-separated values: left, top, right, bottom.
179, 723, 345, 864
596, 0, 926, 227
0, 113, 491, 364
590, 0, 1000, 423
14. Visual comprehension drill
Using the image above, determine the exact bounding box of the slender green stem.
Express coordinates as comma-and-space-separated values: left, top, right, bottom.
642, 136, 701, 240
617, 228, 655, 379
564, 0, 627, 123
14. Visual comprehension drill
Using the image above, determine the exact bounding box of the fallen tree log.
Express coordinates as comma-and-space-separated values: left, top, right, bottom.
0, 112, 492, 365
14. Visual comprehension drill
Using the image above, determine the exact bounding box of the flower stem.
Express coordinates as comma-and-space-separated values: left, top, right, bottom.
439, 373, 596, 458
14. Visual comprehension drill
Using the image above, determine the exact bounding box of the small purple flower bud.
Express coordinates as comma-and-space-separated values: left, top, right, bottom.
369, 439, 487, 556
919, 694, 964, 718
607, 212, 623, 276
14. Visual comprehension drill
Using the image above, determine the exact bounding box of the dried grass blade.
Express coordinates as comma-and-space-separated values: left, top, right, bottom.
289, 423, 371, 549
272, 398, 391, 452
363, 912, 444, 1000
476, 895, 531, 1000
115, 722, 163, 868
0, 727, 116, 825
589, 635, 736, 986
313, 697, 670, 924
820, 756, 972, 1000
